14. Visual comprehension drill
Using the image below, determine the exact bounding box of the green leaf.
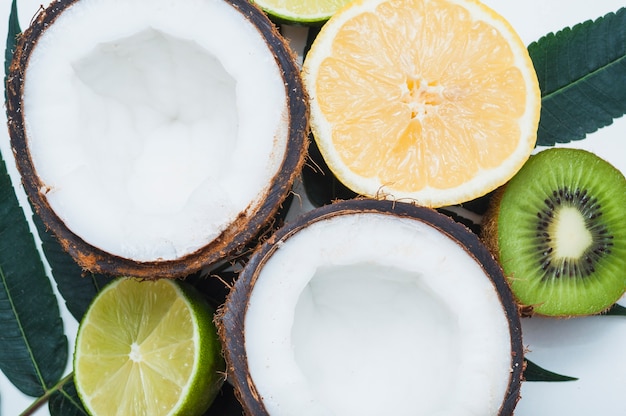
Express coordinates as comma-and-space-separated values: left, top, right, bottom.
0, 154, 68, 397
203, 382, 244, 415
4, 0, 19, 98
6, 0, 107, 325
529, 7, 626, 146
33, 215, 111, 322
0, 2, 68, 397
48, 376, 88, 416
524, 358, 578, 382
603, 303, 626, 316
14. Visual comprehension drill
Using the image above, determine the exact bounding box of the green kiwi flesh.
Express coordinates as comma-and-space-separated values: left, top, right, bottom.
483, 148, 626, 317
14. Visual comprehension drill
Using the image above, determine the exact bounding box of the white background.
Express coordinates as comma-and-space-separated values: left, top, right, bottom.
1, 0, 626, 415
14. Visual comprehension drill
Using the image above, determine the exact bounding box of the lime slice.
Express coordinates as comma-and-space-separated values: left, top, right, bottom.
74, 277, 225, 416
252, 0, 353, 24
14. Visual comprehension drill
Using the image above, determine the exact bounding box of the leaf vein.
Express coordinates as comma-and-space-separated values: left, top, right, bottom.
0, 266, 49, 391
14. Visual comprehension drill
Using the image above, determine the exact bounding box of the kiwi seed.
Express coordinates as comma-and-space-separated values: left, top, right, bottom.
535, 186, 613, 280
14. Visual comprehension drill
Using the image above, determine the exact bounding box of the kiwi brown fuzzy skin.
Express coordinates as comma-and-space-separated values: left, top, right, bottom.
5, 0, 309, 279
480, 187, 505, 264
482, 185, 541, 318
481, 148, 626, 318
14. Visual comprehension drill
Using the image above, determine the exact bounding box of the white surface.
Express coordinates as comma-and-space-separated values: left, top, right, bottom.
1, 0, 626, 415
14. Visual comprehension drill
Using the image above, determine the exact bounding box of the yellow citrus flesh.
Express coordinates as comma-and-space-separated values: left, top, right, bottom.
253, 0, 353, 23
74, 278, 224, 416
302, 0, 541, 207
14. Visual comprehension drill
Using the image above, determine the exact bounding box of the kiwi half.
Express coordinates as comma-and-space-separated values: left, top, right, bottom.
482, 148, 626, 317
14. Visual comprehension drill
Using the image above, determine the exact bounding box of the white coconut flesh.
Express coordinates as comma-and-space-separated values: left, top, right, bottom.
244, 213, 514, 416
21, 0, 289, 261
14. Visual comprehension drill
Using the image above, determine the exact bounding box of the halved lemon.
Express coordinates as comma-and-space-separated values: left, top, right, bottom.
302, 0, 541, 208
252, 0, 354, 24
74, 277, 225, 416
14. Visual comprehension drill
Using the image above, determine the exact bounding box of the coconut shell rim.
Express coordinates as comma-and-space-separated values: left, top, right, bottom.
218, 198, 524, 416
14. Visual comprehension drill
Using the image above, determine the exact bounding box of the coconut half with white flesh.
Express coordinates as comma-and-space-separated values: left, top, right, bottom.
219, 199, 524, 416
6, 0, 308, 278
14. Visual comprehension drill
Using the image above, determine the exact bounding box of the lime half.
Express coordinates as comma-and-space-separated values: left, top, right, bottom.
74, 277, 225, 416
253, 0, 354, 24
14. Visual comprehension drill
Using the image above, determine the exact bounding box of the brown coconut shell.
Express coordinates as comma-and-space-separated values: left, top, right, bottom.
218, 198, 524, 416
5, 0, 309, 279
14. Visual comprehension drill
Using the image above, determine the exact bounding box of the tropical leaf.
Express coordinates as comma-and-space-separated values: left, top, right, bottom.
603, 303, 626, 316
5, 0, 107, 326
530, 7, 626, 146
0, 153, 68, 397
203, 382, 244, 415
3, 0, 19, 100
524, 358, 578, 382
48, 376, 88, 416
33, 215, 111, 322
0, 0, 68, 398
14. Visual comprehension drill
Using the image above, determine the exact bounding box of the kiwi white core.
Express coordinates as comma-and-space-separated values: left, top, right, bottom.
551, 207, 592, 258
22, 0, 289, 261
244, 213, 514, 416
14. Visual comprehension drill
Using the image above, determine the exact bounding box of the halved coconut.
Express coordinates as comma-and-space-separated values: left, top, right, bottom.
219, 199, 524, 415
5, 0, 308, 278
